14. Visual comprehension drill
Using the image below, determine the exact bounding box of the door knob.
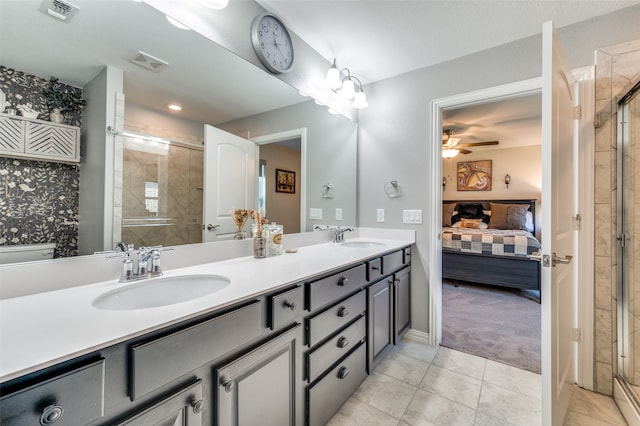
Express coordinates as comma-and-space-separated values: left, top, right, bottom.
552, 253, 573, 267
206, 224, 220, 231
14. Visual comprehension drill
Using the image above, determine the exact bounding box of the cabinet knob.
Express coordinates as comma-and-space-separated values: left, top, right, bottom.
337, 276, 348, 286
283, 300, 296, 310
40, 404, 64, 425
191, 399, 205, 414
221, 379, 234, 393
337, 367, 350, 379
337, 306, 349, 317
337, 336, 349, 348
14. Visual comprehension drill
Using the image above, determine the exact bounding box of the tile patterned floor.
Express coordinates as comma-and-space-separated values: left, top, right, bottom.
328, 334, 629, 426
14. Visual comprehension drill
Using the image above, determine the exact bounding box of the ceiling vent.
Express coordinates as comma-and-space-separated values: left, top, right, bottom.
39, 0, 80, 23
129, 51, 169, 73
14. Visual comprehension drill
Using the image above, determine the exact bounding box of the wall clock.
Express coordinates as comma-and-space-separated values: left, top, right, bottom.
251, 13, 294, 74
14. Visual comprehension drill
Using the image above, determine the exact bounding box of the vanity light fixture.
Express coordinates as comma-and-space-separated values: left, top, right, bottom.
167, 104, 182, 111
505, 174, 512, 188
324, 59, 368, 109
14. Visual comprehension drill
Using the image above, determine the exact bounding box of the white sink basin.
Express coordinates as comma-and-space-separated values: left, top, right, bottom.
93, 274, 231, 310
340, 241, 386, 249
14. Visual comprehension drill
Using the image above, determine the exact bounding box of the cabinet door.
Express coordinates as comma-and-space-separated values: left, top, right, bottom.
117, 381, 203, 426
394, 266, 411, 342
215, 325, 303, 426
367, 278, 393, 371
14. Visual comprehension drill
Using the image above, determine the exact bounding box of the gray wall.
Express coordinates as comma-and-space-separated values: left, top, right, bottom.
357, 6, 640, 333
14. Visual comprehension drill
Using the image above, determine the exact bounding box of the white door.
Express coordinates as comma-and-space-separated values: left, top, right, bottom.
203, 125, 257, 242
540, 21, 577, 425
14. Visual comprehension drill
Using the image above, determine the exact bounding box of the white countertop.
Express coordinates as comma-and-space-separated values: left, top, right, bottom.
0, 235, 413, 383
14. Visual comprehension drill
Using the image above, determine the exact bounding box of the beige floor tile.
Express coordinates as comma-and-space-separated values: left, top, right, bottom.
567, 386, 628, 425
352, 371, 417, 418
420, 365, 483, 409
473, 411, 517, 426
483, 359, 542, 401
563, 410, 625, 426
401, 388, 476, 426
477, 382, 542, 426
377, 350, 431, 386
432, 347, 486, 380
326, 397, 400, 426
395, 337, 439, 363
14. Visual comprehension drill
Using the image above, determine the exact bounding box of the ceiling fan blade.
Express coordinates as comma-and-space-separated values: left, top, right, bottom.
458, 140, 499, 147
459, 149, 472, 154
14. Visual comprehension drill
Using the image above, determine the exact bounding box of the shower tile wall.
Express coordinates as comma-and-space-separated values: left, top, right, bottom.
594, 39, 640, 395
0, 67, 83, 258
121, 139, 203, 249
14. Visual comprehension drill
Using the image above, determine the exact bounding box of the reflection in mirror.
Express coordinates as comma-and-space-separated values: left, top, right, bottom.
0, 0, 357, 264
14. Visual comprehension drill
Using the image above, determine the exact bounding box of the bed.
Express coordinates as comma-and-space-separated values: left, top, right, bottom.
442, 199, 541, 292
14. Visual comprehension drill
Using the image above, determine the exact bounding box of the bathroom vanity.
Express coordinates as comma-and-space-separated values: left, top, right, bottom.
0, 234, 413, 425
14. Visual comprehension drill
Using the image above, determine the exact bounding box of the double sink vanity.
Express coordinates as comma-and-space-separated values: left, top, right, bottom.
0, 230, 414, 425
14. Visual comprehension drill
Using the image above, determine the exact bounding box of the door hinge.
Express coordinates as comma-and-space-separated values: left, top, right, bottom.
574, 105, 582, 120
618, 233, 627, 248
573, 328, 581, 342
593, 112, 602, 128
574, 213, 581, 230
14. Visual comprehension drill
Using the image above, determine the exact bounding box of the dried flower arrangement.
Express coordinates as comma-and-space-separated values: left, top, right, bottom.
250, 209, 269, 237
231, 208, 251, 238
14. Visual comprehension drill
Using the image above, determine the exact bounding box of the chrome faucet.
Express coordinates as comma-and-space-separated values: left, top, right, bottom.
104, 243, 168, 282
334, 227, 354, 243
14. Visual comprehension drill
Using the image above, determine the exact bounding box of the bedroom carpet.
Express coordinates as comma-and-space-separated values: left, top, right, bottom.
441, 280, 541, 374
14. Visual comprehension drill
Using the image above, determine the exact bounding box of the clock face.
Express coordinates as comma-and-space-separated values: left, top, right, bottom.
251, 14, 294, 74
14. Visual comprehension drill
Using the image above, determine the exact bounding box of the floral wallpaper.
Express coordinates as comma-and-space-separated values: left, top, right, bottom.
0, 67, 83, 258
0, 66, 82, 126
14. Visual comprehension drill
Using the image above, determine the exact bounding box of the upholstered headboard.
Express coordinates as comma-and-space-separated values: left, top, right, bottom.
443, 199, 537, 233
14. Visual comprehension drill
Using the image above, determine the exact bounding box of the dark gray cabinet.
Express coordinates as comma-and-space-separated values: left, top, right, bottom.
367, 278, 394, 370
215, 325, 303, 426
394, 266, 411, 342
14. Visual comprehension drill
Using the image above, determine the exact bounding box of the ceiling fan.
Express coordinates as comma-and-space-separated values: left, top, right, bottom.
441, 129, 499, 158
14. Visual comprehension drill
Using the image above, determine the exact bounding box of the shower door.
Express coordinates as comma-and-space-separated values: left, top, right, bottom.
617, 81, 640, 405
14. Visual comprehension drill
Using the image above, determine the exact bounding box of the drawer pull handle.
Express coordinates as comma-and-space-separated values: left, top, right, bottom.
40, 404, 64, 425
371, 266, 379, 271
283, 300, 296, 310
337, 276, 348, 286
191, 399, 205, 414
337, 367, 350, 379
337, 336, 349, 348
337, 306, 349, 317
221, 379, 234, 393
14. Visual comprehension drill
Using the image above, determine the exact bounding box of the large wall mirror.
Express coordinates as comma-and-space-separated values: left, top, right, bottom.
0, 0, 357, 264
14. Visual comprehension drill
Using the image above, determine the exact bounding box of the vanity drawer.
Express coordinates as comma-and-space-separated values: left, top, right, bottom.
367, 258, 383, 281
383, 249, 407, 274
307, 343, 367, 426
0, 359, 105, 426
307, 264, 367, 311
307, 290, 366, 347
130, 300, 262, 400
307, 315, 366, 382
268, 285, 304, 330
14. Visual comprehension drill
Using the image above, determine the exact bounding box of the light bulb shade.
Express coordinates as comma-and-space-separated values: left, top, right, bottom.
352, 91, 368, 109
325, 66, 342, 90
339, 78, 356, 99
442, 148, 459, 158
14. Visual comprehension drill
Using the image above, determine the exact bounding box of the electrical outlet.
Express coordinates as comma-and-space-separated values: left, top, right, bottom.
309, 208, 323, 220
377, 209, 385, 223
403, 209, 422, 224
335, 208, 343, 221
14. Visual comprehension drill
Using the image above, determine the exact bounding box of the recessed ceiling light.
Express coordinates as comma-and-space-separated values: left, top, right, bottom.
166, 15, 190, 30
168, 104, 182, 111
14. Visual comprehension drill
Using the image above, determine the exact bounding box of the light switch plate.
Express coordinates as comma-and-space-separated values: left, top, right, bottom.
309, 208, 323, 220
377, 209, 385, 223
335, 208, 343, 221
403, 209, 422, 224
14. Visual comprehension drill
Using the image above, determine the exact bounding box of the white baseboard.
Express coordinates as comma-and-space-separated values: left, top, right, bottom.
404, 328, 430, 344
614, 377, 640, 426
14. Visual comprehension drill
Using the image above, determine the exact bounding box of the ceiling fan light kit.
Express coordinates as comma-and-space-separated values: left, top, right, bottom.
441, 129, 499, 158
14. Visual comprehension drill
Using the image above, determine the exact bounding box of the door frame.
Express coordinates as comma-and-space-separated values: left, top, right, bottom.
251, 128, 307, 233
428, 75, 594, 386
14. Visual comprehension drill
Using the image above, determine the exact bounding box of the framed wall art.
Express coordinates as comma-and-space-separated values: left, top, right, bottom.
457, 160, 492, 191
275, 168, 296, 193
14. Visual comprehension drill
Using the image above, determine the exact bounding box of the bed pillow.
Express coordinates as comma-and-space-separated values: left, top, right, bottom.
456, 203, 484, 219
488, 203, 530, 230
442, 203, 456, 227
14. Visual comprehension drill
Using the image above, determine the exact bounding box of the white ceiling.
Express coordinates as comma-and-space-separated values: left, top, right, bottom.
259, 0, 640, 85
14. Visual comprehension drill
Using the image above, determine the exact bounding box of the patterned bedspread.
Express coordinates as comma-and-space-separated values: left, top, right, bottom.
442, 227, 541, 258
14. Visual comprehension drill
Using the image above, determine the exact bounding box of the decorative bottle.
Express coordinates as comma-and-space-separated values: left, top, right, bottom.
254, 231, 266, 258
